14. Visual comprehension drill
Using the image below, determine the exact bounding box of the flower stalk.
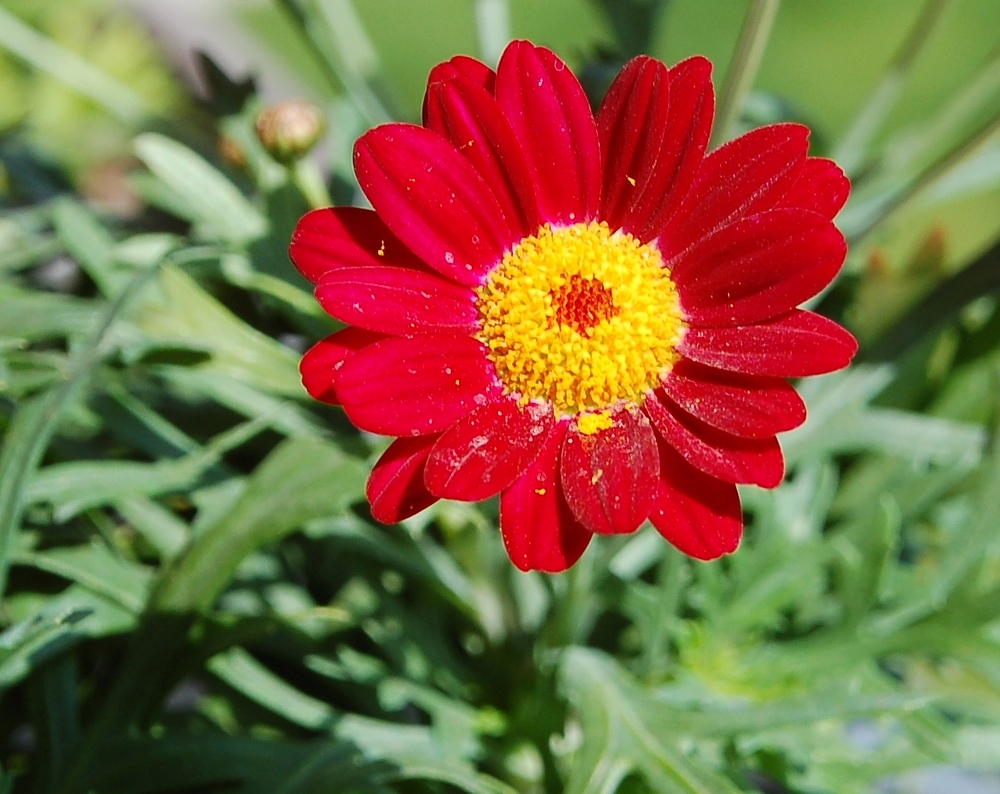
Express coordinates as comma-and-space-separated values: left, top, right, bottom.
710, 0, 782, 149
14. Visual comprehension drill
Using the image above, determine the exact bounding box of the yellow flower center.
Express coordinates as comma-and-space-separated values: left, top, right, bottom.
476, 222, 685, 421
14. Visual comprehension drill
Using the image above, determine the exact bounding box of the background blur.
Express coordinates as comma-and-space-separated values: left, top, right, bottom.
5, 1, 1000, 793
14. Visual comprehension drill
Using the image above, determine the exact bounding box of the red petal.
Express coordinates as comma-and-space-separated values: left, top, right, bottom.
659, 123, 809, 259
679, 310, 858, 377
672, 209, 847, 326
650, 442, 742, 560
597, 56, 670, 233
645, 391, 784, 488
495, 40, 602, 225
500, 421, 592, 573
560, 405, 659, 535
315, 265, 478, 335
335, 333, 502, 436
368, 435, 440, 523
661, 359, 806, 438
424, 78, 539, 237
289, 207, 426, 284
300, 327, 386, 405
353, 123, 514, 286
424, 55, 496, 120
628, 56, 715, 242
424, 397, 554, 501
777, 157, 850, 220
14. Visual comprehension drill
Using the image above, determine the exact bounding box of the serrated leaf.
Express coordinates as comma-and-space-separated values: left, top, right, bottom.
336, 715, 516, 794
559, 648, 745, 794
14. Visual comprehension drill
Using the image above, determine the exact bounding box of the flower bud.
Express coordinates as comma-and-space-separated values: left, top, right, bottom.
255, 100, 325, 164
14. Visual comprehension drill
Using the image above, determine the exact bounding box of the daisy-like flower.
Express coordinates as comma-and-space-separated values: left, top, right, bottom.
290, 41, 857, 572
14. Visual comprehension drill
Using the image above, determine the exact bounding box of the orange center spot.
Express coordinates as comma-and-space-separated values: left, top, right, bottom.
550, 275, 618, 336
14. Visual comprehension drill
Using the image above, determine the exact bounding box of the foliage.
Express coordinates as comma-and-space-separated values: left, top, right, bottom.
3, 1, 1000, 793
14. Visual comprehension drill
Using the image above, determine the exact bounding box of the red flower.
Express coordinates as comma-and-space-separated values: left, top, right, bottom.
291, 41, 857, 572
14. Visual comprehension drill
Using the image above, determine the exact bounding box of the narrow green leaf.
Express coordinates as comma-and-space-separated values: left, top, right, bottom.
337, 715, 517, 794
0, 265, 158, 596
560, 648, 745, 794
12, 543, 153, 613
86, 736, 389, 794
0, 586, 135, 689
0, 5, 150, 124
114, 496, 189, 561
130, 265, 302, 397
832, 0, 953, 174
134, 133, 268, 244
26, 654, 79, 790
207, 647, 335, 730
50, 198, 125, 297
0, 287, 101, 340
25, 416, 269, 522
154, 437, 366, 613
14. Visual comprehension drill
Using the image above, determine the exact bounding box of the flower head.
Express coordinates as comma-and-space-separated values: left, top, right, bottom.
290, 41, 857, 572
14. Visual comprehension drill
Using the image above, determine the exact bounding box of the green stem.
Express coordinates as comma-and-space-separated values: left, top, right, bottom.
275, 0, 394, 126
861, 235, 1000, 363
292, 158, 334, 209
832, 0, 953, 175
474, 0, 511, 67
848, 102, 1000, 246
710, 0, 782, 149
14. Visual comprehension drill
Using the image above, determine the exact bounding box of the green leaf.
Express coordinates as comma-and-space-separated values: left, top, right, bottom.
0, 5, 151, 124
156, 366, 325, 439
208, 647, 335, 730
86, 735, 390, 794
559, 648, 745, 794
0, 264, 159, 595
336, 715, 516, 794
25, 415, 269, 522
783, 366, 986, 467
0, 286, 100, 341
130, 265, 302, 397
26, 654, 79, 790
378, 677, 504, 762
154, 437, 366, 613
0, 585, 135, 689
12, 542, 153, 613
133, 133, 268, 244
50, 198, 126, 297
114, 496, 189, 561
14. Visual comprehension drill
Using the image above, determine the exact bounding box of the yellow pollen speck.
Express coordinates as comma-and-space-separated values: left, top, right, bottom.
377, 241, 385, 256
578, 410, 614, 435
476, 222, 685, 417
626, 176, 636, 186
535, 487, 547, 495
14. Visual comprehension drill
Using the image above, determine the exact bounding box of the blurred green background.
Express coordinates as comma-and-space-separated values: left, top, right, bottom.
5, 1, 1000, 793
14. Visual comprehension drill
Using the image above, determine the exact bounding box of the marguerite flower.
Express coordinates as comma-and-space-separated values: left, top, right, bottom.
291, 41, 857, 572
